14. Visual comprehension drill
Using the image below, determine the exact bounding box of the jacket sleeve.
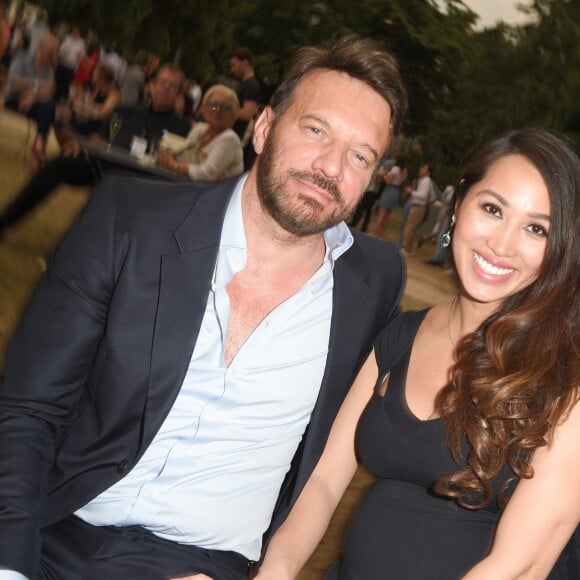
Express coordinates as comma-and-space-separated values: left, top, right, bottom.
0, 177, 126, 578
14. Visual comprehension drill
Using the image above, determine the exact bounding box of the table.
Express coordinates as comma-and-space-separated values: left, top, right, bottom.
76, 136, 190, 182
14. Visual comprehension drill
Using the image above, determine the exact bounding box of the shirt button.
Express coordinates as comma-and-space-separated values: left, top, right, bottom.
116, 459, 129, 473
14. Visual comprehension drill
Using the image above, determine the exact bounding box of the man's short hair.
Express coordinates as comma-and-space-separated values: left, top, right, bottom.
231, 47, 254, 66
270, 35, 407, 142
154, 63, 185, 89
99, 64, 116, 85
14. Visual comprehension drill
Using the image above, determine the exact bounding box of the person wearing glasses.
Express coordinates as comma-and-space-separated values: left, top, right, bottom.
157, 84, 244, 182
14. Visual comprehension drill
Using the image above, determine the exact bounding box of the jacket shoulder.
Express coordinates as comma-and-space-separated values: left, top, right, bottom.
351, 229, 403, 272
94, 174, 233, 227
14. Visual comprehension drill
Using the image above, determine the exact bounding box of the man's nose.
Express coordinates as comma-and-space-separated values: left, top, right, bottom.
312, 143, 345, 180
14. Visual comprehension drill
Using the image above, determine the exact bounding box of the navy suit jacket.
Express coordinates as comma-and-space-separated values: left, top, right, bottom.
0, 175, 405, 578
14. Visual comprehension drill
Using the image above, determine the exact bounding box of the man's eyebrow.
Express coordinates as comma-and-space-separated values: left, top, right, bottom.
301, 114, 379, 162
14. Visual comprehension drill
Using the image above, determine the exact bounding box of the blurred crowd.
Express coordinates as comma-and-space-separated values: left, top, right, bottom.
0, 3, 261, 179
1, 2, 451, 262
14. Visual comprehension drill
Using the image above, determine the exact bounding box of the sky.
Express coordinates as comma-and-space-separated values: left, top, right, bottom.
440, 0, 534, 28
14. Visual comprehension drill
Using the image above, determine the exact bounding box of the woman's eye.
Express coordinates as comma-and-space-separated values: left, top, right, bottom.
527, 223, 548, 237
482, 202, 501, 217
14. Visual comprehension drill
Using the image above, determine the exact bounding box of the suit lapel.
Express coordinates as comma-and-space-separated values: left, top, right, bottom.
140, 181, 235, 449
291, 244, 374, 498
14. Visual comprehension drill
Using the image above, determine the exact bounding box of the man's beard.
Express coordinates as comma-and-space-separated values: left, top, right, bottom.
256, 123, 356, 237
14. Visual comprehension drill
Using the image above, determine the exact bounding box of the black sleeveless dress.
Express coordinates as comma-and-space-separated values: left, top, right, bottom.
327, 310, 575, 579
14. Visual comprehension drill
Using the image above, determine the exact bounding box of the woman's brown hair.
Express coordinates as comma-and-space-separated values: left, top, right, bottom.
434, 128, 580, 509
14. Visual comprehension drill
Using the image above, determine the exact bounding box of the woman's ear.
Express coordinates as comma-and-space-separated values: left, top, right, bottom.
252, 106, 275, 155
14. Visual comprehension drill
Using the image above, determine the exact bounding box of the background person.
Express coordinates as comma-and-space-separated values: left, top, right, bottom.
0, 1, 9, 64
400, 162, 436, 255
101, 42, 126, 87
119, 52, 146, 107
255, 128, 580, 580
72, 35, 100, 90
59, 63, 120, 144
423, 183, 455, 267
55, 24, 84, 101
370, 153, 407, 237
230, 47, 261, 171
3, 7, 28, 69
349, 156, 394, 233
3, 34, 58, 171
157, 83, 243, 182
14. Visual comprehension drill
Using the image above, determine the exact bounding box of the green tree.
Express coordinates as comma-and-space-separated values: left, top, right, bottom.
32, 0, 577, 182
35, 0, 228, 80
517, 0, 580, 143
422, 0, 579, 185
218, 0, 477, 133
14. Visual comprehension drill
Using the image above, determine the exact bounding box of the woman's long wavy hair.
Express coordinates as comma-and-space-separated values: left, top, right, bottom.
434, 128, 580, 510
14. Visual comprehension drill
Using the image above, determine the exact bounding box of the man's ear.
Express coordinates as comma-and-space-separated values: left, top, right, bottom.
252, 106, 275, 155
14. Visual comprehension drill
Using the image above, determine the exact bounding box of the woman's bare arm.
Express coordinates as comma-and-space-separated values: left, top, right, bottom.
255, 352, 380, 579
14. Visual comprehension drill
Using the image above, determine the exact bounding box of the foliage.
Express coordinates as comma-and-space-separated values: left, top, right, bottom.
424, 0, 580, 186
33, 0, 229, 81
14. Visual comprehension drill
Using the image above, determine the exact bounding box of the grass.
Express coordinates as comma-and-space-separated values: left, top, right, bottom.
0, 109, 90, 368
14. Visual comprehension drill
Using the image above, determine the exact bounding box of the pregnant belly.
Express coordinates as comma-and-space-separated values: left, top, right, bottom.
337, 479, 497, 580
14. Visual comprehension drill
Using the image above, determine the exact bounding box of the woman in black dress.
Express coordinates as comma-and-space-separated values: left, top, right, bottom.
255, 128, 580, 579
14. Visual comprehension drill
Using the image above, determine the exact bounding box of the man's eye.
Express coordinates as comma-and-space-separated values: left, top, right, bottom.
348, 151, 369, 168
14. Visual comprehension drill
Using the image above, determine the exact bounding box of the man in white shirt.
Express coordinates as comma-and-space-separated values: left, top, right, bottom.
101, 43, 127, 87
55, 24, 84, 100
0, 36, 407, 580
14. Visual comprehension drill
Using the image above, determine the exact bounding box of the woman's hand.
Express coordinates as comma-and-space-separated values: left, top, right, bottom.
157, 150, 180, 173
62, 138, 84, 158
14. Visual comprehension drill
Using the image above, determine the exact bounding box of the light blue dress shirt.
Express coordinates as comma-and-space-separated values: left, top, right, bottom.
72, 176, 353, 560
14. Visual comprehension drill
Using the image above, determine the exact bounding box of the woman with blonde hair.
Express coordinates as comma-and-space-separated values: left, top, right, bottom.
256, 128, 580, 580
157, 83, 244, 181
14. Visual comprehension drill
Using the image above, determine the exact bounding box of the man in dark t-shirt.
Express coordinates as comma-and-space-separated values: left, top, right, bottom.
230, 47, 261, 170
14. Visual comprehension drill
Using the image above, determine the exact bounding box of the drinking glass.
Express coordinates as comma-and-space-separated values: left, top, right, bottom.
107, 113, 123, 150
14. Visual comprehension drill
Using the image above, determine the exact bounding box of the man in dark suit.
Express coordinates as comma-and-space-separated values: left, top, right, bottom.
0, 36, 407, 580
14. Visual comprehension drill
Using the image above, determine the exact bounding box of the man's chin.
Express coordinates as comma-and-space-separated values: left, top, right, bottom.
280, 211, 348, 237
